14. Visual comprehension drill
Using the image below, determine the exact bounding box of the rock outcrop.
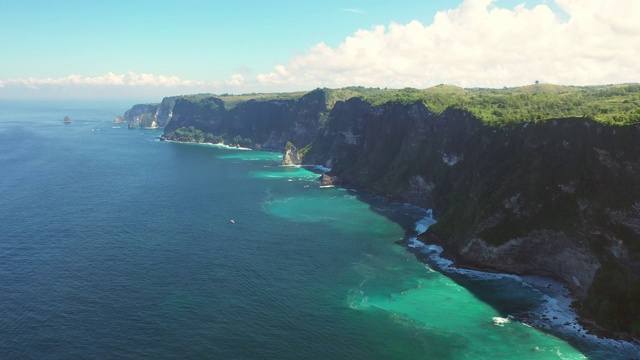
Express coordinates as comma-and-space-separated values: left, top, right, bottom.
281, 142, 302, 165
320, 173, 337, 187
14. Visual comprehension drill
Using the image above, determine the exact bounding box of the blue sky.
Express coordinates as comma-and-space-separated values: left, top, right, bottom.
0, 0, 637, 100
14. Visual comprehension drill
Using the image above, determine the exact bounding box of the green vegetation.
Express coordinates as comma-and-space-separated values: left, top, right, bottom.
213, 91, 309, 110
163, 126, 252, 147
326, 83, 640, 126
155, 83, 640, 131
232, 135, 252, 147
583, 256, 640, 334
166, 126, 223, 143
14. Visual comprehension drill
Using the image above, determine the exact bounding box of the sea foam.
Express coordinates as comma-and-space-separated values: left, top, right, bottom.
407, 216, 640, 358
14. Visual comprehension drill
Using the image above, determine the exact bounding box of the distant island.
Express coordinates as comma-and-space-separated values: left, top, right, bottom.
122, 84, 640, 339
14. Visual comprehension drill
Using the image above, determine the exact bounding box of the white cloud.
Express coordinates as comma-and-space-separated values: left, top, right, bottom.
258, 0, 640, 88
342, 8, 365, 14
0, 72, 206, 89
223, 74, 246, 86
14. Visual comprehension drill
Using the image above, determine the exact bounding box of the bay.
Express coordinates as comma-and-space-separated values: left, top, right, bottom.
0, 101, 635, 359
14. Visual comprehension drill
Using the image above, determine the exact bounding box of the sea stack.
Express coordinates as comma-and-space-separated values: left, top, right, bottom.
281, 142, 302, 166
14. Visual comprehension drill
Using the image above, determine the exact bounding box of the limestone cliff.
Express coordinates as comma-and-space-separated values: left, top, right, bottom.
161, 89, 328, 149
302, 100, 640, 335
123, 103, 159, 123
122, 96, 187, 128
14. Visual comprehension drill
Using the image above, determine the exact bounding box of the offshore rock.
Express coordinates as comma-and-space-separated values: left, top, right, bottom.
320, 173, 337, 187
281, 142, 302, 166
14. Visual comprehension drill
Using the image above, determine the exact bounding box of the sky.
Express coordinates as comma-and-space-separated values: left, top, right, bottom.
0, 0, 638, 100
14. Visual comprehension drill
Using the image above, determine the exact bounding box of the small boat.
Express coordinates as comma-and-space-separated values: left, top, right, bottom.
230, 219, 235, 224
63, 116, 72, 124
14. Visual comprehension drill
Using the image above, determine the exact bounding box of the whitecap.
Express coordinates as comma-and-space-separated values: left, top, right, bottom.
408, 233, 640, 357
492, 316, 511, 326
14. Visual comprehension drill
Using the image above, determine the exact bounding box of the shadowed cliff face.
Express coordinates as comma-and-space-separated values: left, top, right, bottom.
303, 100, 478, 209
122, 97, 176, 127
123, 103, 159, 122
304, 100, 640, 334
163, 97, 226, 135
162, 89, 327, 149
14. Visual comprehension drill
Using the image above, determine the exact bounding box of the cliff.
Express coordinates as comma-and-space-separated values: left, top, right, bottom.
123, 84, 640, 335
281, 142, 302, 165
303, 99, 640, 336
123, 103, 159, 123
122, 96, 201, 128
161, 89, 328, 149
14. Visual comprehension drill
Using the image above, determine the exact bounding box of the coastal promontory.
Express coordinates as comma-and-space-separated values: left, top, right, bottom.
122, 84, 640, 337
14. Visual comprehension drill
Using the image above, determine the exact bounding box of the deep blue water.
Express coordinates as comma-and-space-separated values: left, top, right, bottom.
1, 101, 637, 359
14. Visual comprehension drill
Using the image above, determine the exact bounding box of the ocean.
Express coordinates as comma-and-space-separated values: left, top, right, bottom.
0, 100, 637, 359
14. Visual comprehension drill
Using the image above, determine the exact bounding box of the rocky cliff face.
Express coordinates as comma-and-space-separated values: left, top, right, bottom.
163, 97, 226, 135
303, 100, 640, 334
123, 104, 157, 121
161, 89, 328, 150
155, 97, 176, 127
122, 97, 178, 127
281, 142, 302, 165
303, 100, 473, 209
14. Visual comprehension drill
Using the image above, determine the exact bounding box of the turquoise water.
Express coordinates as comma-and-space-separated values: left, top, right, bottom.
0, 101, 636, 359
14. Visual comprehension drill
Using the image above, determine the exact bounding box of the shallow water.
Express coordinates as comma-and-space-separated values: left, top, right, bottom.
0, 101, 636, 359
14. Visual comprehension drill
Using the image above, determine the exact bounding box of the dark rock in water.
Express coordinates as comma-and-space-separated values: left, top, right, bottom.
320, 173, 337, 187
128, 122, 136, 129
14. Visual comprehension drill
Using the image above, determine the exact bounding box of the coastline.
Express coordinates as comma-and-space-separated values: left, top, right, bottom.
437, 251, 639, 345
159, 137, 252, 151
405, 235, 640, 357
326, 174, 640, 348
157, 134, 640, 354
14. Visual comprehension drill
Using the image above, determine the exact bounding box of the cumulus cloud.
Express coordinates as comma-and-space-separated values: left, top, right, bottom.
258, 0, 640, 88
221, 74, 246, 86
